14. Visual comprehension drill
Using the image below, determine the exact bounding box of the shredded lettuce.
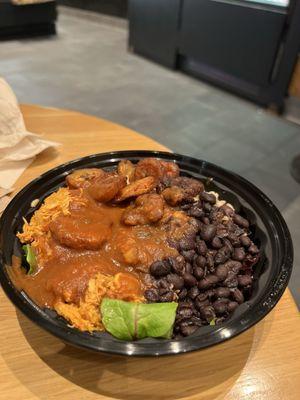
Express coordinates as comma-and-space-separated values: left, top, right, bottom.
22, 244, 37, 275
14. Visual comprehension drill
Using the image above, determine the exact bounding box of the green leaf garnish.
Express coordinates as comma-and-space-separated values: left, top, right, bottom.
209, 318, 216, 326
101, 298, 178, 341
22, 244, 37, 275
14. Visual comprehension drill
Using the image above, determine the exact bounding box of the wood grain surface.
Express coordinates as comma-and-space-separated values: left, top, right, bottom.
0, 104, 299, 400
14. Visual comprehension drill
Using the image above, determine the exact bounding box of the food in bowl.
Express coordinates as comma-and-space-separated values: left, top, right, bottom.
12, 158, 260, 340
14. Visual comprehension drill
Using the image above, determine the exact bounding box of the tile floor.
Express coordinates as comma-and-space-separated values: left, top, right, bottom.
0, 6, 299, 307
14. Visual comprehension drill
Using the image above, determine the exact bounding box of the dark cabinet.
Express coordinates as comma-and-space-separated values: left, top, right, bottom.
129, 0, 300, 109
179, 0, 286, 87
128, 0, 181, 68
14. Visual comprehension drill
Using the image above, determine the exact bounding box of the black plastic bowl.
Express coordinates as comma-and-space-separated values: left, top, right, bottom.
0, 151, 293, 356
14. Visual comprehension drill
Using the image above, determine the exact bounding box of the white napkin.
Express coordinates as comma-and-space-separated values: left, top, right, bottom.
0, 78, 59, 212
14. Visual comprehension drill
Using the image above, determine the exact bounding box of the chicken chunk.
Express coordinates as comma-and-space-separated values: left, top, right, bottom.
116, 176, 156, 202
162, 177, 204, 205
114, 228, 177, 271
49, 214, 112, 250
117, 160, 135, 184
134, 158, 179, 181
66, 168, 105, 189
87, 173, 126, 202
161, 186, 184, 206
122, 194, 164, 226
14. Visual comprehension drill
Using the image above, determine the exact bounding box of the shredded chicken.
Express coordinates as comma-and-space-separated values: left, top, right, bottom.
17, 188, 73, 243
54, 272, 143, 332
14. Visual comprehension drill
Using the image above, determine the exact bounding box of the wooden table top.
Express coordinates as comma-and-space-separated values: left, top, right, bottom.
0, 104, 299, 400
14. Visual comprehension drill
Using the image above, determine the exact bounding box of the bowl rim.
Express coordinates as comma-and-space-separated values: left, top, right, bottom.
0, 150, 294, 356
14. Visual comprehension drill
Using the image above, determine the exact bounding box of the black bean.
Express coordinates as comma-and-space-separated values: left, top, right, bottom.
185, 262, 193, 274
193, 255, 206, 268
233, 226, 245, 237
193, 219, 203, 232
227, 301, 239, 312
183, 272, 198, 287
224, 272, 238, 288
150, 260, 171, 277
248, 244, 259, 254
223, 238, 234, 254
211, 236, 222, 249
200, 224, 217, 242
160, 292, 175, 302
190, 316, 202, 326
215, 317, 225, 324
178, 287, 187, 300
224, 260, 242, 272
233, 247, 246, 261
193, 266, 204, 280
206, 274, 219, 285
216, 224, 227, 238
181, 249, 196, 262
188, 205, 204, 218
244, 253, 259, 267
180, 323, 198, 336
179, 300, 194, 309
213, 300, 228, 315
233, 214, 249, 228
232, 288, 244, 304
188, 286, 200, 300
215, 264, 228, 281
170, 256, 186, 275
200, 191, 216, 204
196, 240, 208, 255
198, 278, 212, 290
215, 286, 230, 298
159, 286, 170, 295
203, 202, 212, 213
206, 289, 216, 300
166, 274, 185, 290
206, 253, 215, 268
195, 298, 210, 311
227, 233, 240, 247
178, 307, 194, 319
202, 216, 210, 225
144, 289, 160, 302
238, 275, 253, 287
180, 203, 193, 210
240, 235, 251, 247
197, 293, 208, 302
218, 297, 229, 303
200, 305, 216, 322
215, 247, 230, 264
179, 236, 196, 251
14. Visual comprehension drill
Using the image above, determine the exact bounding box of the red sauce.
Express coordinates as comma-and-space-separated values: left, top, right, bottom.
11, 192, 177, 307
